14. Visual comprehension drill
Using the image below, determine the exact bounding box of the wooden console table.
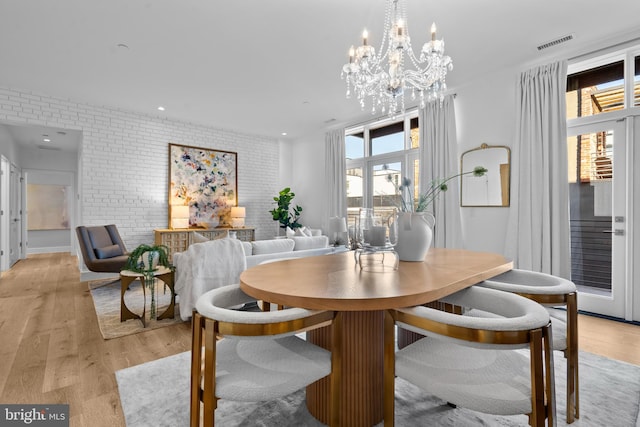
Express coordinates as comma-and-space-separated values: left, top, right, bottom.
154, 227, 255, 261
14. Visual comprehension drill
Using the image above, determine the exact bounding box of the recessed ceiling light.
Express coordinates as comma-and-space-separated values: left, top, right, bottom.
43, 138, 51, 142
281, 132, 287, 136
157, 106, 165, 111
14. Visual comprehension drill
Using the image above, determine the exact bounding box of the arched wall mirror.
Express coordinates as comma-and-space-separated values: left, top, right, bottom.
460, 144, 511, 207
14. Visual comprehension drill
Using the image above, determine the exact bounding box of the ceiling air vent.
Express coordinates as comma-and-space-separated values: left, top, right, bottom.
537, 34, 574, 51
37, 145, 61, 151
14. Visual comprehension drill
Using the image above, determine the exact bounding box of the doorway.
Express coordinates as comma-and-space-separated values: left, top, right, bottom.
567, 119, 626, 318
9, 163, 22, 266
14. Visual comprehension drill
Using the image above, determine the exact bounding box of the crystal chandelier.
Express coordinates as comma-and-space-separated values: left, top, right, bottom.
341, 0, 453, 116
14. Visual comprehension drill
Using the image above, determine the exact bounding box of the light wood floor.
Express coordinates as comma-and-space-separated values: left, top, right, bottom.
0, 253, 192, 427
1, 253, 639, 426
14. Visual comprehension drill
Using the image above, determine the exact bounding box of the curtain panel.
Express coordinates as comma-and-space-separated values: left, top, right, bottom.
418, 94, 464, 248
324, 129, 347, 226
506, 60, 571, 278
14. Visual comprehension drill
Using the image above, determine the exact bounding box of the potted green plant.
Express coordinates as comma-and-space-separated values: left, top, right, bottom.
124, 243, 172, 273
123, 243, 172, 320
269, 187, 303, 231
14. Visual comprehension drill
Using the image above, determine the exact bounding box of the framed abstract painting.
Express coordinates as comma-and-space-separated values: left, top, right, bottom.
168, 143, 237, 228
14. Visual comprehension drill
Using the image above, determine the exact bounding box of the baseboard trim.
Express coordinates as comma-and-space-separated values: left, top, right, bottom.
578, 309, 640, 326
27, 246, 72, 254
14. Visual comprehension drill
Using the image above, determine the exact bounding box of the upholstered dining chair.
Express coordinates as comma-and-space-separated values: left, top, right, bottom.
76, 224, 129, 279
190, 283, 341, 427
383, 286, 555, 427
479, 269, 579, 423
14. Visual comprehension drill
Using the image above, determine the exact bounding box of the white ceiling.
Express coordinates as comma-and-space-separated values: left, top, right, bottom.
1, 0, 640, 151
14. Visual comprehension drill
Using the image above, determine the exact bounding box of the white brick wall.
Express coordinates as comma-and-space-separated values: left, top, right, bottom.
0, 86, 281, 247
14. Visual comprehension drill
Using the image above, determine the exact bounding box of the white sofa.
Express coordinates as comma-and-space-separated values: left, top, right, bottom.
173, 234, 337, 319
243, 236, 334, 267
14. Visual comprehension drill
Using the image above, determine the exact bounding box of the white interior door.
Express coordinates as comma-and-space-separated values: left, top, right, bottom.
0, 156, 8, 271
567, 119, 626, 318
9, 163, 22, 266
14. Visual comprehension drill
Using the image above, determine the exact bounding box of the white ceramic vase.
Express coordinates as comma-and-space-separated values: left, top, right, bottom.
140, 251, 160, 271
394, 212, 435, 262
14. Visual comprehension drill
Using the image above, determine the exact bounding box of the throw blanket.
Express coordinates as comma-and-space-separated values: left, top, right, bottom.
174, 238, 247, 320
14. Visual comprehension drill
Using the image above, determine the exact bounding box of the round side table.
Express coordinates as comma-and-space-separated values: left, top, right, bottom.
119, 267, 175, 327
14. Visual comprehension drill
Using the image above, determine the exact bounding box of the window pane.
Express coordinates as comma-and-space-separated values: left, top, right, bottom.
635, 56, 640, 107
372, 162, 402, 210
371, 123, 404, 155
346, 166, 363, 225
346, 133, 364, 159
566, 61, 624, 119
410, 117, 419, 149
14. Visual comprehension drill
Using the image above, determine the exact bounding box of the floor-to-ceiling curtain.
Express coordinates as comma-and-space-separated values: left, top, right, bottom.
419, 94, 463, 248
324, 129, 347, 224
505, 60, 571, 278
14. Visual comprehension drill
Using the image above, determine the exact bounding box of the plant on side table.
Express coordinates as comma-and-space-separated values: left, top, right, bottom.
269, 187, 303, 232
123, 244, 173, 319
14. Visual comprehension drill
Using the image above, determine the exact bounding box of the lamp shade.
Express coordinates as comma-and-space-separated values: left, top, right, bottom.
230, 206, 246, 227
230, 206, 246, 218
329, 216, 348, 233
171, 204, 190, 229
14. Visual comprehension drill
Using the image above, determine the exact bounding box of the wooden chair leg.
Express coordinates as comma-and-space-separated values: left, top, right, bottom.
543, 322, 556, 427
566, 292, 579, 423
202, 318, 217, 426
529, 328, 546, 427
190, 312, 204, 427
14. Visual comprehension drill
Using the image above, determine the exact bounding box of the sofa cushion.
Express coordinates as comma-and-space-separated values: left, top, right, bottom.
295, 227, 313, 237
241, 241, 253, 256
251, 238, 295, 255
309, 228, 322, 237
292, 235, 329, 251
94, 244, 123, 259
192, 232, 210, 243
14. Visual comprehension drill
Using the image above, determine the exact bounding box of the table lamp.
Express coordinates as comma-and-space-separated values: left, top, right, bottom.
230, 206, 246, 228
171, 205, 190, 229
329, 216, 348, 246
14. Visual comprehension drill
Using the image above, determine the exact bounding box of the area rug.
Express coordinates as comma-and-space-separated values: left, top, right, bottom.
88, 279, 185, 339
116, 350, 640, 426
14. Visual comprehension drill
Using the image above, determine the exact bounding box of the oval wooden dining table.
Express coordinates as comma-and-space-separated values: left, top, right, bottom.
239, 248, 512, 426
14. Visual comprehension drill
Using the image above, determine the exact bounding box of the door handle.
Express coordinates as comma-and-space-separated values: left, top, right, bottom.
603, 229, 625, 236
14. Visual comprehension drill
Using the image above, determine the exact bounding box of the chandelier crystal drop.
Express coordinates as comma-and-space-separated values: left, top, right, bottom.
341, 0, 453, 117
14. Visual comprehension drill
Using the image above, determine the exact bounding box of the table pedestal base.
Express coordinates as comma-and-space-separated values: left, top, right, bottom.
307, 310, 384, 427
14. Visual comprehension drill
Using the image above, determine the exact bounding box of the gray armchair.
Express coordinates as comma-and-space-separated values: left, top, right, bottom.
76, 224, 129, 273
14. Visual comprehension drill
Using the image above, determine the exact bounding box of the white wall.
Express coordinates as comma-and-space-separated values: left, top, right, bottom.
0, 124, 20, 164
455, 67, 518, 254
288, 129, 328, 232
0, 87, 282, 257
